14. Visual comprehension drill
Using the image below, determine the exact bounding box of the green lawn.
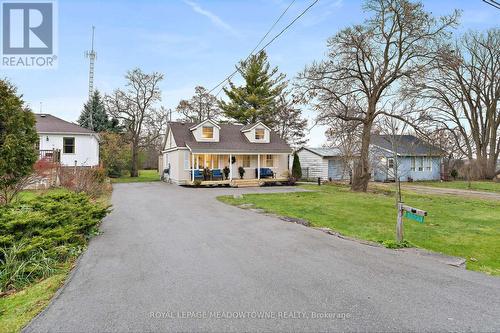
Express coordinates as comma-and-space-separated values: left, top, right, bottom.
218, 184, 500, 275
110, 170, 160, 183
0, 264, 71, 333
411, 180, 500, 193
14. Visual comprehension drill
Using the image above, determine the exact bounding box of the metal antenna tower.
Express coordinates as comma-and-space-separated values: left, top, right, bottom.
85, 26, 97, 129
85, 26, 97, 98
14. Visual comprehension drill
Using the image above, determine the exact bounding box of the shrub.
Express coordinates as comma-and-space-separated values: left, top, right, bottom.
60, 167, 108, 198
0, 191, 108, 292
223, 166, 230, 180
291, 152, 302, 180
99, 132, 131, 177
238, 166, 245, 179
450, 169, 458, 180
381, 239, 413, 249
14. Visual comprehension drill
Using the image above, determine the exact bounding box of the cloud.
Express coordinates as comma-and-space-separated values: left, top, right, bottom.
183, 0, 238, 36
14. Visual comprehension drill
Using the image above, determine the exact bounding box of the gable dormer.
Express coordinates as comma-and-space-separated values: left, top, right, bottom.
241, 122, 271, 143
190, 119, 220, 142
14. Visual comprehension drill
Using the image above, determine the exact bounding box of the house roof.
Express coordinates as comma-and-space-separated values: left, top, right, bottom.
299, 147, 342, 157
35, 114, 95, 135
167, 122, 292, 153
371, 135, 445, 156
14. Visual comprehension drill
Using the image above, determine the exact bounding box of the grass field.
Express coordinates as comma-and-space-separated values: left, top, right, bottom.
218, 184, 500, 275
412, 180, 500, 193
110, 170, 160, 183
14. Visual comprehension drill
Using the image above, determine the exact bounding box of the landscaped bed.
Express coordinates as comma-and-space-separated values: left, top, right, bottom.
218, 184, 500, 276
0, 189, 109, 332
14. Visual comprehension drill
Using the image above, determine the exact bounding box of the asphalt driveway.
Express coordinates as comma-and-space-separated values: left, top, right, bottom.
25, 183, 500, 332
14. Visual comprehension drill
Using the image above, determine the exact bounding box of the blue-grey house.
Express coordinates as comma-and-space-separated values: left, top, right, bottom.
297, 134, 445, 182
370, 135, 445, 182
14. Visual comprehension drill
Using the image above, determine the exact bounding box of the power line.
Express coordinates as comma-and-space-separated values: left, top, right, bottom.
212, 0, 297, 97
209, 0, 319, 95
483, 0, 500, 9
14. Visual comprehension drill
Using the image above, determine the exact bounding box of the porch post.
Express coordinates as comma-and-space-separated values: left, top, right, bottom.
257, 154, 260, 179
191, 153, 195, 182
229, 154, 233, 181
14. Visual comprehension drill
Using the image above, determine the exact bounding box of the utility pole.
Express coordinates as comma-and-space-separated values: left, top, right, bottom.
85, 26, 97, 130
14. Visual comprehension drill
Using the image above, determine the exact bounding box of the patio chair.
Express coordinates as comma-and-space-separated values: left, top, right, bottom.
192, 169, 203, 180
211, 169, 223, 180
255, 168, 274, 178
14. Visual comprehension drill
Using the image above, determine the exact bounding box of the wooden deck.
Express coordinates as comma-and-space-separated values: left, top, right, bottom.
190, 178, 288, 187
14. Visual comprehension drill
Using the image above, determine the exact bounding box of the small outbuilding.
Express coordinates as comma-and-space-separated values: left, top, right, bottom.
296, 147, 350, 181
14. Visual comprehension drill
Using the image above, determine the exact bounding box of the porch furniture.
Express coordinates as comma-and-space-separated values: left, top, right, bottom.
192, 169, 203, 180
256, 168, 274, 178
211, 169, 223, 180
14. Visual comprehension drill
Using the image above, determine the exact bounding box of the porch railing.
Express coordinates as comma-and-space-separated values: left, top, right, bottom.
38, 149, 61, 163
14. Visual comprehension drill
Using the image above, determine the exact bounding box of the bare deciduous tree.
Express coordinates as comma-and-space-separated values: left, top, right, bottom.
297, 0, 459, 192
325, 118, 361, 182
176, 86, 221, 123
415, 29, 500, 179
105, 68, 165, 177
273, 92, 308, 148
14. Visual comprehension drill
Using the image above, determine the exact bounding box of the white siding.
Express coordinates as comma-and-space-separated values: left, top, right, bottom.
297, 149, 329, 180
38, 133, 99, 166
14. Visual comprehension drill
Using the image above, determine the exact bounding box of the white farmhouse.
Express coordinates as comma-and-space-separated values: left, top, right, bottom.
35, 114, 99, 167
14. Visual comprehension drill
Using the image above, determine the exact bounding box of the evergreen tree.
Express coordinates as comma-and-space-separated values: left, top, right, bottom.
0, 80, 38, 204
219, 51, 286, 126
79, 90, 115, 132
291, 152, 302, 180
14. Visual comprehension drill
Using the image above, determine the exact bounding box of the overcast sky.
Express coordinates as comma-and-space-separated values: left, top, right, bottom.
3, 0, 499, 146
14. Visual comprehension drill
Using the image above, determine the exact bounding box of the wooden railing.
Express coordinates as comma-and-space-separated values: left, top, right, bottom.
38, 149, 61, 163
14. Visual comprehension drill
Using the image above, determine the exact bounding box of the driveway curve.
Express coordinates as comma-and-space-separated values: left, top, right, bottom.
25, 183, 500, 332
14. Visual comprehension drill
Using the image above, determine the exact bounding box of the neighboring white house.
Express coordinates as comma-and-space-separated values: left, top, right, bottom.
160, 119, 292, 185
296, 147, 348, 181
35, 114, 100, 167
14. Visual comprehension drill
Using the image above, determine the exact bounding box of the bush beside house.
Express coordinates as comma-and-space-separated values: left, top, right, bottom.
292, 152, 302, 180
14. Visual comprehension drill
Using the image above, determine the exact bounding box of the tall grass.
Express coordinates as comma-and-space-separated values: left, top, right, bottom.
0, 243, 60, 293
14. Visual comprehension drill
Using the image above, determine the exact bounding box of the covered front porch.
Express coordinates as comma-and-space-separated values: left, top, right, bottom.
187, 152, 289, 186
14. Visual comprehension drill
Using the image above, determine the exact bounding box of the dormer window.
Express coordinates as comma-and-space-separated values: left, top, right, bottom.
202, 126, 214, 139
255, 128, 265, 140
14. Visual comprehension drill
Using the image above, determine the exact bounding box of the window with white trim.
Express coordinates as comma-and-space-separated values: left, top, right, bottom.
425, 157, 432, 171
417, 157, 424, 171
411, 157, 416, 171
388, 158, 394, 169
265, 154, 273, 167
255, 128, 265, 140
63, 137, 75, 154
202, 126, 213, 139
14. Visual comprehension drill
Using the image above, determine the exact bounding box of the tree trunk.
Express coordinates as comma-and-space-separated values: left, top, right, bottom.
351, 121, 373, 192
130, 142, 139, 177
